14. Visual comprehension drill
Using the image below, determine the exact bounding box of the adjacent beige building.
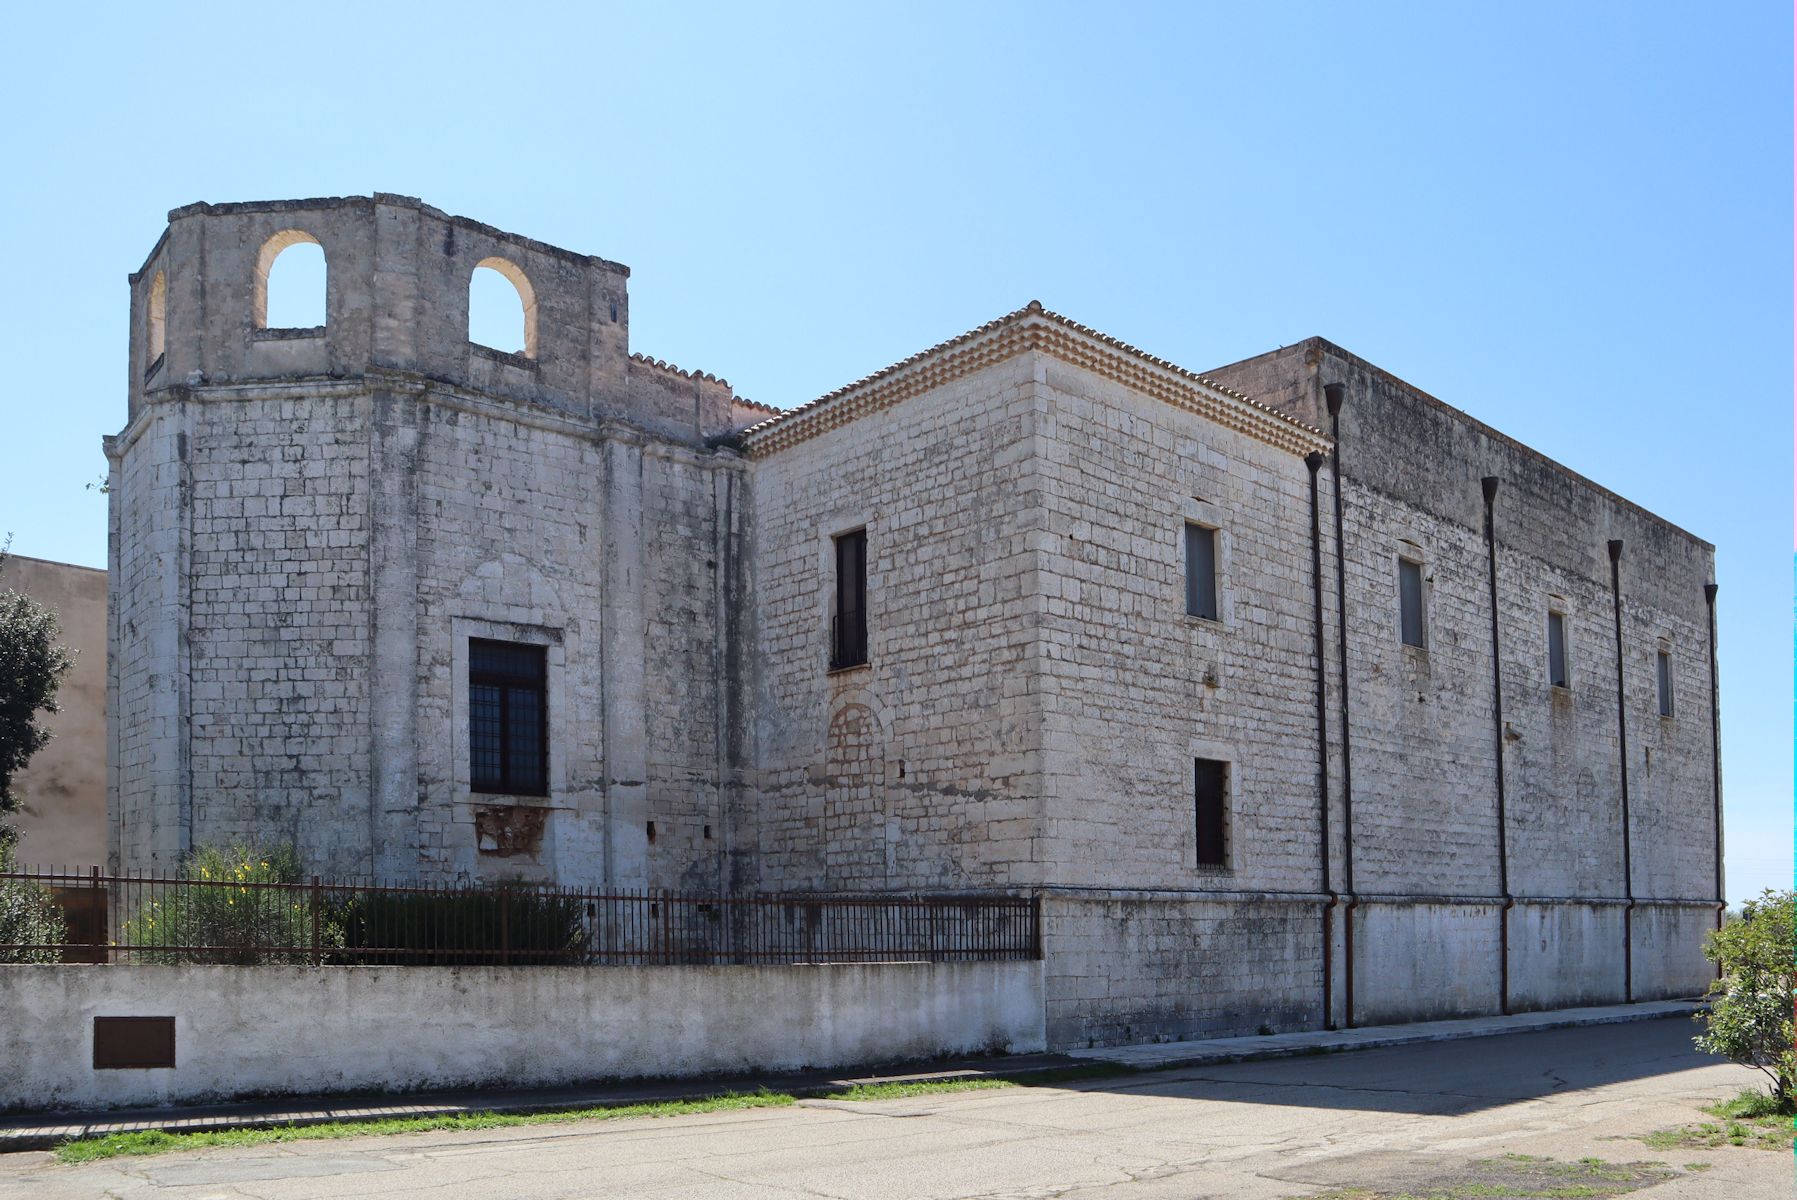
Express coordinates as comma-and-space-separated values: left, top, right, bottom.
1, 553, 107, 866
107, 196, 1723, 1045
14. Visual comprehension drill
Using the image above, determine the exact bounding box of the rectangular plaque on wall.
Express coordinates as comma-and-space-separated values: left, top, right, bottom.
92, 1016, 176, 1069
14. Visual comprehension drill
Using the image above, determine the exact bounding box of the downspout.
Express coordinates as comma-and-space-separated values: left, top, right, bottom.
1704, 582, 1723, 973
1482, 476, 1513, 1015
1307, 450, 1336, 1029
1325, 381, 1358, 1027
1608, 538, 1633, 1003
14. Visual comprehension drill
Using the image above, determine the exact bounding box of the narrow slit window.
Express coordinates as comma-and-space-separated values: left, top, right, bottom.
1547, 611, 1569, 689
1185, 523, 1218, 621
1398, 558, 1426, 648
1656, 649, 1674, 717
830, 529, 868, 670
469, 639, 547, 795
1194, 758, 1228, 867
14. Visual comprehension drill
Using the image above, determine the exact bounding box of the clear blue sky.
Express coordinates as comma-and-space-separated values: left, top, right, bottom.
2, 3, 1788, 901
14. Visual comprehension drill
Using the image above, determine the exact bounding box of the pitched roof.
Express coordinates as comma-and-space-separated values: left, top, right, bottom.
739, 301, 1331, 458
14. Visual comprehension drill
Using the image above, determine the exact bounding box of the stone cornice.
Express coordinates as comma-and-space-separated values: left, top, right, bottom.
110, 370, 749, 473
739, 302, 1332, 460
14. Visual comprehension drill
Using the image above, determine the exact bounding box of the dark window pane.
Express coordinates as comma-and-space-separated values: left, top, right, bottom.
1657, 651, 1673, 716
1548, 612, 1568, 688
506, 686, 545, 792
1194, 758, 1227, 867
471, 639, 544, 684
1185, 524, 1217, 620
832, 529, 868, 669
470, 683, 504, 791
1399, 559, 1425, 647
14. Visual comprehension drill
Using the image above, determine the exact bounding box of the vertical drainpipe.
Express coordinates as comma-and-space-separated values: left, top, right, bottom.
1608, 538, 1634, 1003
1324, 382, 1357, 1027
1482, 477, 1512, 1015
1704, 582, 1723, 972
1306, 451, 1335, 1029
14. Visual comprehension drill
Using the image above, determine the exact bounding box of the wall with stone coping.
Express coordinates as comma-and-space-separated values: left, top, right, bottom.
0, 961, 1045, 1112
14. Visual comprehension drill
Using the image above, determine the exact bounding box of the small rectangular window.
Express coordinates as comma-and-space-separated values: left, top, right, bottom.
1657, 649, 1674, 717
470, 639, 547, 795
1547, 611, 1569, 689
1185, 524, 1218, 621
831, 529, 868, 670
1398, 558, 1425, 648
1194, 757, 1228, 867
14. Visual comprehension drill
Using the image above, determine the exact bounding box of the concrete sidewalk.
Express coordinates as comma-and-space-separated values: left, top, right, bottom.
1065, 998, 1703, 1070
0, 998, 1702, 1153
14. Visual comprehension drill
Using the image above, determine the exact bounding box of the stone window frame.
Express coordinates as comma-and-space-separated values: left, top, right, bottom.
1188, 737, 1237, 874
1395, 539, 1429, 652
819, 511, 873, 676
449, 617, 568, 805
1546, 595, 1574, 695
1178, 497, 1233, 628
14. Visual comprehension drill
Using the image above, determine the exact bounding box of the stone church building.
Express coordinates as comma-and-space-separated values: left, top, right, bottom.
107, 195, 1722, 1046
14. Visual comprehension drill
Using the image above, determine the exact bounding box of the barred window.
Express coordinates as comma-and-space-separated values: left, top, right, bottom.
469, 639, 547, 795
831, 529, 868, 670
1194, 757, 1228, 867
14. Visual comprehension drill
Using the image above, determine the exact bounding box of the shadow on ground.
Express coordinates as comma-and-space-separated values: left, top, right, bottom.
1043, 1017, 1720, 1116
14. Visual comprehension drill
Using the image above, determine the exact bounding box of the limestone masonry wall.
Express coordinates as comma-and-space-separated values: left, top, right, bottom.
107, 199, 1719, 1049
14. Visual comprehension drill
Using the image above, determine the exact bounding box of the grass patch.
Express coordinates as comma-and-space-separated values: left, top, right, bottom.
1639, 1087, 1794, 1153
1295, 1155, 1678, 1199
53, 1090, 794, 1164
50, 1063, 1137, 1164
834, 1078, 1017, 1101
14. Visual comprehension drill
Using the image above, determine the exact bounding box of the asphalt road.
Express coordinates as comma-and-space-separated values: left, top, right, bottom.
4, 1017, 1788, 1199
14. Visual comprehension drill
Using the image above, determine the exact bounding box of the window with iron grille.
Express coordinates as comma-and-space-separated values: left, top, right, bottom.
1185, 523, 1218, 621
1194, 757, 1228, 867
1398, 558, 1426, 648
1656, 648, 1674, 717
831, 529, 868, 670
469, 639, 548, 795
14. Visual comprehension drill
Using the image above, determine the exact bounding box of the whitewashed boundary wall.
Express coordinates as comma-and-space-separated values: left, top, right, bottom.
0, 961, 1045, 1111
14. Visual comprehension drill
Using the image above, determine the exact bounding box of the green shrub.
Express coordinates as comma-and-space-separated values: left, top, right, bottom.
1696, 889, 1795, 1111
123, 844, 332, 965
329, 885, 588, 965
0, 841, 65, 963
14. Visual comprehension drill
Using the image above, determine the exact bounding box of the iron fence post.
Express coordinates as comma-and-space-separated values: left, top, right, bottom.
500, 890, 512, 966
310, 876, 322, 966
91, 865, 102, 963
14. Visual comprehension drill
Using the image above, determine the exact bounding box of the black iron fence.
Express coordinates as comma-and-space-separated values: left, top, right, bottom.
0, 867, 1041, 967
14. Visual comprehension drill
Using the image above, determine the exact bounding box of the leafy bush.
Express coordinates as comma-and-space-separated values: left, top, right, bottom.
1696, 889, 1795, 1111
123, 843, 332, 965
329, 885, 589, 965
0, 840, 65, 963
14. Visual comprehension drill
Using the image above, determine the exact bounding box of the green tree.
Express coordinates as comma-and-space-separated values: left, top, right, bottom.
0, 837, 66, 962
0, 536, 75, 848
1696, 889, 1796, 1110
